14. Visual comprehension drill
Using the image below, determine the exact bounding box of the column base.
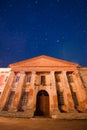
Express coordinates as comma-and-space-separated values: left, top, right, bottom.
61, 105, 69, 112
8, 107, 18, 112
77, 104, 87, 112
51, 108, 60, 118
68, 107, 78, 113
0, 107, 3, 111
25, 108, 34, 117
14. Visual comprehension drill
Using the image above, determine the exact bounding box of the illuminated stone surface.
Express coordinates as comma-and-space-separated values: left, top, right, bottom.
0, 55, 87, 119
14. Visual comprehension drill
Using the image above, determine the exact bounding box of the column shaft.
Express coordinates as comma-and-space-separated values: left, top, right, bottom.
72, 71, 87, 112
26, 72, 36, 111
60, 71, 69, 112
10, 71, 25, 112
63, 71, 75, 111
50, 71, 59, 115
0, 72, 15, 111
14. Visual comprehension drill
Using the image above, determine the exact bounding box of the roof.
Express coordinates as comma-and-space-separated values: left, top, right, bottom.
9, 55, 79, 68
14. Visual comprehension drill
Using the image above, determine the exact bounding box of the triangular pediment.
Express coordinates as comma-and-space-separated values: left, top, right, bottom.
9, 55, 79, 68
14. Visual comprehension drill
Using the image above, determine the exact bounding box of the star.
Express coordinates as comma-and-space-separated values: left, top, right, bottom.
35, 0, 38, 5
45, 38, 48, 41
82, 30, 86, 33
56, 39, 60, 43
57, 0, 60, 3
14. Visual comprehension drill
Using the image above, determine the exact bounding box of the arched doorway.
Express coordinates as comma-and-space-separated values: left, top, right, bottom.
34, 90, 50, 117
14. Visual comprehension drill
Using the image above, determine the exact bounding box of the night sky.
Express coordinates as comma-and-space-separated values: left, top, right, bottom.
0, 0, 87, 67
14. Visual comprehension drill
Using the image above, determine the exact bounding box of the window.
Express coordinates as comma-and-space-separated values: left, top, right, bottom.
21, 92, 28, 105
3, 91, 15, 111
0, 92, 1, 97
67, 73, 73, 83
15, 76, 20, 82
41, 76, 46, 85
25, 76, 31, 82
4, 76, 8, 82
72, 92, 78, 107
55, 72, 61, 82
7, 91, 15, 105
18, 92, 29, 111
57, 91, 64, 105
56, 75, 61, 82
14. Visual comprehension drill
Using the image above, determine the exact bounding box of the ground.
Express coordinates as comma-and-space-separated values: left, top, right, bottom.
0, 117, 87, 130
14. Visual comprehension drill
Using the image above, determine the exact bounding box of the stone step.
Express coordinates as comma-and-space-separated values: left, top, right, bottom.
0, 111, 87, 119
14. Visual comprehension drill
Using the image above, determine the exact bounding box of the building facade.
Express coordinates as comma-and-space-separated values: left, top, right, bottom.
0, 55, 87, 118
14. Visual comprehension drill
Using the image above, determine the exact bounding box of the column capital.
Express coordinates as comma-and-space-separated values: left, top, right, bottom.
31, 71, 36, 74
50, 71, 55, 74
62, 71, 67, 74
11, 71, 15, 74
73, 70, 78, 74
20, 71, 25, 74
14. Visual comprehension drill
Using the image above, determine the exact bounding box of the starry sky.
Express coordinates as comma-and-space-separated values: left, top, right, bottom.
0, 0, 87, 67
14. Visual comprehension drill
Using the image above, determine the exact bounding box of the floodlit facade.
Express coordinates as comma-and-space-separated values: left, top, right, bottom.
0, 55, 87, 119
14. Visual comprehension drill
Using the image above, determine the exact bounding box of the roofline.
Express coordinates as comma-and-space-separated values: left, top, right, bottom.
9, 55, 79, 67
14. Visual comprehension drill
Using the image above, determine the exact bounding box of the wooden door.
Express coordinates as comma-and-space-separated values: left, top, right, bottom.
35, 90, 49, 116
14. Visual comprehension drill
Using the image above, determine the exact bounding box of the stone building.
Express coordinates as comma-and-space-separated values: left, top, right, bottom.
0, 55, 87, 118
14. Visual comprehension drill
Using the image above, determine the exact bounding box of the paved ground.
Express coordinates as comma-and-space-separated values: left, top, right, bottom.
0, 117, 87, 130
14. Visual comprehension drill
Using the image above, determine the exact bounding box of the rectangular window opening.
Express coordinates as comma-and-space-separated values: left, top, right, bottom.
57, 91, 64, 105
41, 76, 46, 85
25, 76, 31, 82
15, 76, 20, 82
72, 92, 78, 107
67, 72, 73, 83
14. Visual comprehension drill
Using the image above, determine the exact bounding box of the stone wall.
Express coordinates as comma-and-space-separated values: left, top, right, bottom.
79, 67, 87, 92
79, 67, 87, 110
0, 68, 11, 100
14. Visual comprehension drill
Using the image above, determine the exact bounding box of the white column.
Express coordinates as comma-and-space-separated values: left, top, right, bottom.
63, 71, 75, 111
26, 71, 36, 114
0, 71, 15, 111
50, 71, 59, 116
10, 71, 25, 112
60, 71, 69, 112
72, 71, 87, 112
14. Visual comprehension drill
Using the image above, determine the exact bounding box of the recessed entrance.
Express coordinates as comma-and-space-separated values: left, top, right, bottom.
34, 90, 50, 117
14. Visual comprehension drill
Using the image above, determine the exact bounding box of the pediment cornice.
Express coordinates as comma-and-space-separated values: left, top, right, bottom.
9, 55, 79, 69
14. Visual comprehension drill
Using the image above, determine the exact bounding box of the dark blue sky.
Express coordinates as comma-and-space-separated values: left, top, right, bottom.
0, 0, 87, 67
